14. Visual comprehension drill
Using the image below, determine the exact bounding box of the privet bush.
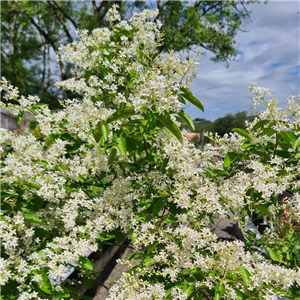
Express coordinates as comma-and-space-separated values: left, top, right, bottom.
1, 6, 299, 300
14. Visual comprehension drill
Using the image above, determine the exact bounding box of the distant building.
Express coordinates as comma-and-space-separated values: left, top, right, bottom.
1, 108, 31, 133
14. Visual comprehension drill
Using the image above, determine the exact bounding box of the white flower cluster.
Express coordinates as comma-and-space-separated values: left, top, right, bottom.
56, 5, 198, 115
1, 5, 299, 300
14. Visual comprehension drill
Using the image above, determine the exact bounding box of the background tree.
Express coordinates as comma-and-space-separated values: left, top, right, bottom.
1, 0, 259, 108
212, 111, 255, 136
181, 111, 256, 143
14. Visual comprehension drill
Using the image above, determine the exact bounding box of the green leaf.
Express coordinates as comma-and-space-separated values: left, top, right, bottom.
1, 191, 18, 200
57, 289, 71, 298
277, 169, 288, 176
37, 249, 47, 260
223, 154, 231, 168
214, 283, 225, 300
113, 26, 132, 38
184, 283, 195, 298
113, 131, 127, 156
155, 113, 183, 144
1, 202, 12, 211
108, 147, 117, 165
164, 288, 172, 299
203, 167, 215, 177
17, 110, 24, 125
178, 110, 195, 131
142, 256, 152, 267
33, 196, 44, 210
129, 71, 139, 78
180, 87, 204, 112
130, 252, 144, 260
134, 213, 148, 223
276, 150, 291, 158
1, 182, 9, 191
152, 198, 167, 217
32, 103, 49, 109
160, 158, 169, 171
290, 285, 300, 297
241, 142, 251, 149
98, 232, 116, 241
94, 122, 102, 143
37, 272, 52, 294
94, 121, 109, 143
254, 204, 271, 218
239, 267, 251, 287
252, 119, 269, 131
83, 275, 94, 289
292, 136, 300, 151
24, 214, 48, 226
233, 288, 248, 299
78, 256, 93, 271
180, 268, 203, 276
78, 174, 85, 182
223, 152, 238, 168
144, 241, 159, 256
268, 248, 280, 263
281, 130, 296, 142
114, 231, 125, 244
178, 95, 186, 105
101, 122, 109, 142
232, 128, 250, 140
106, 109, 136, 123
262, 127, 275, 137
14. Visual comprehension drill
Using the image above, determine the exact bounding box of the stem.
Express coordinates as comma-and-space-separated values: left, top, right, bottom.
157, 207, 166, 229
40, 41, 46, 95
273, 132, 278, 159
95, 174, 105, 187
143, 139, 149, 156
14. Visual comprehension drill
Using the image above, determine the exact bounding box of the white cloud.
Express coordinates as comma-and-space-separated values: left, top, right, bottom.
185, 1, 300, 121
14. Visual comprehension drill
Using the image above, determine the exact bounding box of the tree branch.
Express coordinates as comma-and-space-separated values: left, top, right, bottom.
51, 1, 78, 29
27, 15, 67, 80
46, 0, 73, 43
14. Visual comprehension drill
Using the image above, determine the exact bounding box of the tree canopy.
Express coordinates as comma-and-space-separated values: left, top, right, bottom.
1, 0, 258, 108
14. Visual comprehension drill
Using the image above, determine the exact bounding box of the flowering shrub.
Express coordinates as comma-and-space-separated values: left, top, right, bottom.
1, 6, 300, 300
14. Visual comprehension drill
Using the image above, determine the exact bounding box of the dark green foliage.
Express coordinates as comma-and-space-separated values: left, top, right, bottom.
212, 111, 256, 136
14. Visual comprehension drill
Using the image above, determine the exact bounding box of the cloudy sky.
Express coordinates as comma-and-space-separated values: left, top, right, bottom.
184, 0, 300, 121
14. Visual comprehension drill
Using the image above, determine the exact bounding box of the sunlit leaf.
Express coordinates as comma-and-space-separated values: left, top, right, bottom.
37, 272, 52, 294
214, 283, 225, 300
106, 109, 136, 123
78, 256, 93, 271
239, 267, 251, 287
155, 113, 183, 144
24, 214, 48, 226
17, 110, 24, 125
292, 136, 300, 151
268, 248, 280, 263
180, 87, 204, 112
113, 131, 127, 156
178, 110, 195, 131
232, 128, 250, 140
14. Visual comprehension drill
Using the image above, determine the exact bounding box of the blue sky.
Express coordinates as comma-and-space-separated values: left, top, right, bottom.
184, 1, 300, 121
